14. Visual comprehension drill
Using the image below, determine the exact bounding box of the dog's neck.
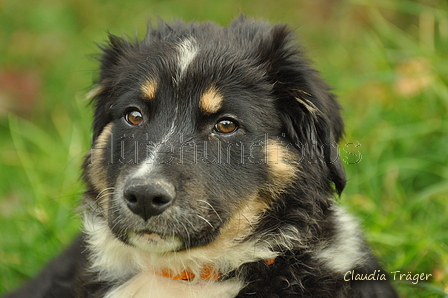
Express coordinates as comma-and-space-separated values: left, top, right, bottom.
83, 212, 279, 282
155, 258, 276, 282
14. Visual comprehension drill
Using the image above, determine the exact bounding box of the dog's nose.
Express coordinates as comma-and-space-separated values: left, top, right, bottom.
123, 178, 175, 221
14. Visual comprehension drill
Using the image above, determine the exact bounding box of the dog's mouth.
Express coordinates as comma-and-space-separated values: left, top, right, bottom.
109, 182, 225, 252
127, 229, 184, 253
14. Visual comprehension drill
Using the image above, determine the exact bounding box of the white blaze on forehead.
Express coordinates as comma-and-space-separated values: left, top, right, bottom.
177, 38, 198, 78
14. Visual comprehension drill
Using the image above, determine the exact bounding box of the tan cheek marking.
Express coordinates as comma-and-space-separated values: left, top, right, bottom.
217, 198, 269, 240
201, 195, 269, 250
141, 79, 158, 101
178, 142, 298, 270
183, 194, 270, 273
86, 123, 114, 207
200, 87, 223, 114
185, 143, 299, 268
265, 140, 299, 196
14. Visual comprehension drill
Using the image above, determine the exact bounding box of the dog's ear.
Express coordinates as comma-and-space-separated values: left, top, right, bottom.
259, 24, 346, 194
89, 34, 135, 140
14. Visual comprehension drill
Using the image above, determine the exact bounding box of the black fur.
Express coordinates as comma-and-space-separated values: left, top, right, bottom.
4, 16, 397, 298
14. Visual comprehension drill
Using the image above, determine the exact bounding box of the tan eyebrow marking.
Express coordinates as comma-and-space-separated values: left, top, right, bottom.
200, 87, 223, 114
140, 79, 158, 101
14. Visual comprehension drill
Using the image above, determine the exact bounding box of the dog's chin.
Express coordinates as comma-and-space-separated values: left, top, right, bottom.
127, 230, 183, 253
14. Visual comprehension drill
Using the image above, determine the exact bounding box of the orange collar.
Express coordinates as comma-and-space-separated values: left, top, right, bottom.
156, 259, 276, 282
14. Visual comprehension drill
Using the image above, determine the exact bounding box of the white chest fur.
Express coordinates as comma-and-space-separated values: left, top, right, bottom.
105, 271, 243, 298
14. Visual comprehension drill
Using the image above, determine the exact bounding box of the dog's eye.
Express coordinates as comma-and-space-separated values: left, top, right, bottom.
125, 109, 144, 126
214, 119, 238, 134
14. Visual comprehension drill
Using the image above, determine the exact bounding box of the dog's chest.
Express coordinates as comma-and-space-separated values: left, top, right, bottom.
105, 271, 243, 298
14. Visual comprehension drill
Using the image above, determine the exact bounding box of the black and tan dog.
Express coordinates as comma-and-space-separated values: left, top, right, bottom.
5, 16, 398, 298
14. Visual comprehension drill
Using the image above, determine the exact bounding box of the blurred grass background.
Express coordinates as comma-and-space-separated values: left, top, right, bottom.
0, 0, 447, 297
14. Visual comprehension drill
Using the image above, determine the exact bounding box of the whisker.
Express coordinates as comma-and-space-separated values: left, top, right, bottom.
198, 200, 223, 223
197, 215, 214, 229
240, 213, 253, 228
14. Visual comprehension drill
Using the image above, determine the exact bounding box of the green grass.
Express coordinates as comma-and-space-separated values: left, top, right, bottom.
0, 0, 447, 297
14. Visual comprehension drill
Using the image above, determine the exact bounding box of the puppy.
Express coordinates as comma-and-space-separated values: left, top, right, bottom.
4, 16, 398, 298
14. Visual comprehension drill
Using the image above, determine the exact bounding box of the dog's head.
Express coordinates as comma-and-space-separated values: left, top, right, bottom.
82, 16, 345, 257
